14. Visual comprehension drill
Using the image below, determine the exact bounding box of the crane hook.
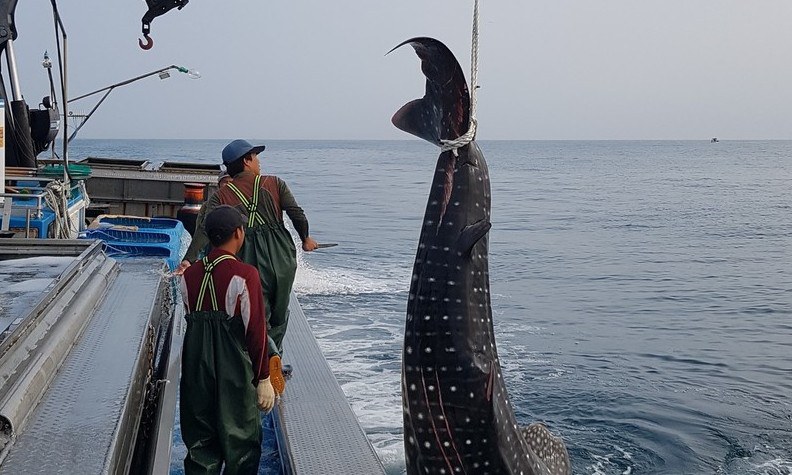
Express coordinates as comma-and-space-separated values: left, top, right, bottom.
139, 34, 154, 50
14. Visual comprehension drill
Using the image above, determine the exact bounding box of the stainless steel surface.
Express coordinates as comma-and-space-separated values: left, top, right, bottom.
0, 238, 93, 257
278, 293, 386, 474
0, 255, 75, 329
0, 240, 99, 331
148, 292, 185, 475
0, 259, 170, 474
0, 242, 114, 464
0, 256, 116, 444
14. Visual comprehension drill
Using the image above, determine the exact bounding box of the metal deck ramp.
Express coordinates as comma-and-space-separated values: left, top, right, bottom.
0, 239, 386, 474
278, 293, 386, 474
0, 258, 168, 474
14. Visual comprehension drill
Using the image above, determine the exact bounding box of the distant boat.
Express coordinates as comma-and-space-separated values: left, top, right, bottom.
711, 137, 719, 143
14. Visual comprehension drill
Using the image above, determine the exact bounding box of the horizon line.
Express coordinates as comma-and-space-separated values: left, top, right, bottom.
66, 137, 792, 142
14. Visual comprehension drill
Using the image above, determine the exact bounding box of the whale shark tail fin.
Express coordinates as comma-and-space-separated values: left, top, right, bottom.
520, 423, 573, 475
389, 37, 471, 146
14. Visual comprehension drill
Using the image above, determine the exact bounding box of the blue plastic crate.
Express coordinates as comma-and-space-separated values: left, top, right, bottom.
81, 216, 190, 270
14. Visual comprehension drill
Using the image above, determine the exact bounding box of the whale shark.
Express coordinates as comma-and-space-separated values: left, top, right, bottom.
391, 37, 572, 475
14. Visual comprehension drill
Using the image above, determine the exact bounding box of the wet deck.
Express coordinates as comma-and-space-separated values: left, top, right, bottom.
0, 239, 386, 474
277, 293, 386, 474
0, 255, 76, 332
0, 258, 167, 474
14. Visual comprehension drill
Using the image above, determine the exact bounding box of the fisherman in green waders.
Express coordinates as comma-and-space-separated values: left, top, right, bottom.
179, 205, 275, 474
179, 140, 318, 395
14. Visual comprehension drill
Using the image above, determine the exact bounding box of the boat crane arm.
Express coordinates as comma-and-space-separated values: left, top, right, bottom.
0, 0, 191, 52
140, 0, 189, 50
0, 0, 194, 169
0, 0, 20, 46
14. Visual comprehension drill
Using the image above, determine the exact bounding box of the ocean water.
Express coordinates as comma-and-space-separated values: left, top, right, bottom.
69, 139, 792, 474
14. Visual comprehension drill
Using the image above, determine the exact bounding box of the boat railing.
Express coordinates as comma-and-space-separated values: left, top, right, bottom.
0, 191, 47, 223
1, 179, 88, 237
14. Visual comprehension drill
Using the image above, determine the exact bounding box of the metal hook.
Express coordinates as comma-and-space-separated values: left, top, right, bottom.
138, 34, 154, 50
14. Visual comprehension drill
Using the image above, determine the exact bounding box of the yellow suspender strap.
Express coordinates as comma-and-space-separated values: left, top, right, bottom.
250, 175, 263, 225
195, 254, 235, 311
226, 177, 265, 227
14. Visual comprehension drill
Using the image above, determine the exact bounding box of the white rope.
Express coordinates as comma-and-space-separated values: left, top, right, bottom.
440, 0, 480, 155
43, 180, 76, 239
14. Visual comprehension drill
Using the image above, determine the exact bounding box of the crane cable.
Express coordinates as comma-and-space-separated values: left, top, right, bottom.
440, 0, 480, 155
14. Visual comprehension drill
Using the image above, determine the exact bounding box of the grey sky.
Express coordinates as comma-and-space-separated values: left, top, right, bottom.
10, 1, 792, 140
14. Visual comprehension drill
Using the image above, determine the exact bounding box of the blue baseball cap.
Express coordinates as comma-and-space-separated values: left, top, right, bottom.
222, 139, 266, 165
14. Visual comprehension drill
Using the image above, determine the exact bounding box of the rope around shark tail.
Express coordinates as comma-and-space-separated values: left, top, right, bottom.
440, 0, 480, 155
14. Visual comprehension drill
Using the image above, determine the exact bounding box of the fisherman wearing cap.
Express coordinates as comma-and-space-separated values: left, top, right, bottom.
179, 139, 318, 395
179, 205, 275, 474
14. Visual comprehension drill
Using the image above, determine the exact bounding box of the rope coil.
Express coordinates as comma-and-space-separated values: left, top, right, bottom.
440, 0, 480, 155
43, 181, 72, 239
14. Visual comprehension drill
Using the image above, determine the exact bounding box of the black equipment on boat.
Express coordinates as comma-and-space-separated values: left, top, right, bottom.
0, 0, 63, 169
140, 0, 190, 50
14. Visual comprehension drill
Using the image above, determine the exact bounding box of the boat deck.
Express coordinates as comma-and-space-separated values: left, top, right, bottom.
0, 258, 167, 474
0, 255, 76, 331
0, 238, 385, 474
278, 293, 386, 474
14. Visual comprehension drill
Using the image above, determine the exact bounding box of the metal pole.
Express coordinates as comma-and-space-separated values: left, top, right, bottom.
50, 1, 70, 185
67, 90, 112, 143
62, 29, 69, 186
70, 66, 179, 102
67, 65, 197, 143
4, 39, 23, 101
0, 99, 4, 207
58, 33, 69, 167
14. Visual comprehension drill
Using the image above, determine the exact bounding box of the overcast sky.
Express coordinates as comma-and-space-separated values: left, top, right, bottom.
9, 1, 792, 140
